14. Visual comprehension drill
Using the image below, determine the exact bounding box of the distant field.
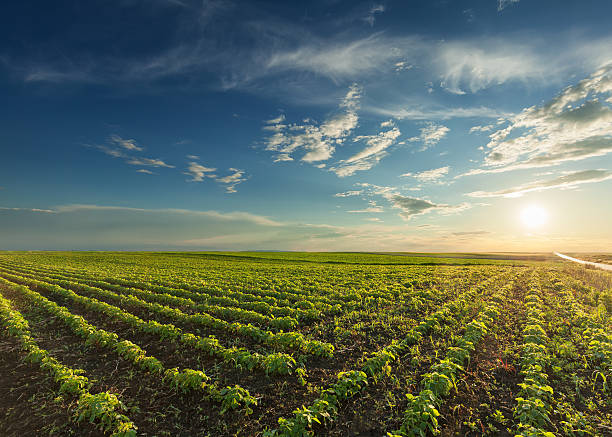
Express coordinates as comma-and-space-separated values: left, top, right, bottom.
566, 253, 612, 265
179, 251, 554, 264
0, 252, 610, 436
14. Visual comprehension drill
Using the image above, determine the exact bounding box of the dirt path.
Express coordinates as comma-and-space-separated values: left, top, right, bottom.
554, 252, 612, 271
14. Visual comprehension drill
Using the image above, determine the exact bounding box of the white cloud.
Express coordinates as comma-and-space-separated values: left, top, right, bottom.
216, 168, 247, 193
127, 157, 175, 168
469, 124, 495, 134
498, 0, 520, 11
330, 127, 401, 177
185, 160, 247, 193
264, 34, 412, 82
461, 63, 612, 176
185, 161, 216, 181
348, 206, 384, 213
408, 123, 449, 149
0, 207, 55, 213
368, 103, 509, 120
436, 40, 546, 94
264, 84, 361, 164
110, 135, 144, 151
347, 127, 401, 163
273, 153, 293, 162
334, 190, 363, 197
394, 61, 412, 72
348, 200, 383, 213
136, 169, 155, 175
402, 166, 450, 182
467, 169, 612, 198
380, 120, 394, 128
265, 114, 285, 124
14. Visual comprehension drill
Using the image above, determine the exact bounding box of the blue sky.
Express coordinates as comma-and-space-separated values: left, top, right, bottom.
1, 0, 611, 251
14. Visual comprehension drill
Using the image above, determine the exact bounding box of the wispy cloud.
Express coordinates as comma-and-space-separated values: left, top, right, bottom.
110, 135, 144, 151
185, 161, 217, 181
334, 190, 363, 197
367, 103, 509, 120
90, 135, 175, 170
136, 169, 155, 175
402, 166, 450, 183
364, 4, 386, 26
216, 168, 247, 193
330, 126, 401, 177
347, 201, 383, 213
498, 0, 520, 11
408, 123, 449, 150
0, 207, 55, 213
467, 169, 612, 198
264, 34, 411, 82
185, 159, 247, 193
126, 157, 175, 168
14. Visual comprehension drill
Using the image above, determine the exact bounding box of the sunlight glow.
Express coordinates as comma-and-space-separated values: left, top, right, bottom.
520, 205, 548, 228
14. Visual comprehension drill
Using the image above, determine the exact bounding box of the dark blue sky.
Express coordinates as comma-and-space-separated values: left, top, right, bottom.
1, 0, 611, 251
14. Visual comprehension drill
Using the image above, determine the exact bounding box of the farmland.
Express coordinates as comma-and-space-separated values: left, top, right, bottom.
0, 252, 610, 436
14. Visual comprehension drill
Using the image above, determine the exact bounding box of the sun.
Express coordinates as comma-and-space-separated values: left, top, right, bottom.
520, 205, 548, 228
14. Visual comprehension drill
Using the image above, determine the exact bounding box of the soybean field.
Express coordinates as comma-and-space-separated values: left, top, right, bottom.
0, 252, 610, 436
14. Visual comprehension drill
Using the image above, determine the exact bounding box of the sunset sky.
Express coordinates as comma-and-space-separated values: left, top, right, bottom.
1, 0, 611, 251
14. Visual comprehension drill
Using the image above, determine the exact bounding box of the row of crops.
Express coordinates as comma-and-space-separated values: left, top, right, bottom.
0, 251, 610, 436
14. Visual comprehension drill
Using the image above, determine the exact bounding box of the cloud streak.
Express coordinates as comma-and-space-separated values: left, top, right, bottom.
467, 169, 612, 198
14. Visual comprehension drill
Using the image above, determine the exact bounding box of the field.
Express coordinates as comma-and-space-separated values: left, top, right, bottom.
0, 252, 610, 437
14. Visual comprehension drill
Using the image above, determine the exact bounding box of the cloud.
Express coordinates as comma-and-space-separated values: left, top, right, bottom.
264, 34, 412, 82
402, 166, 450, 182
408, 123, 449, 149
264, 84, 361, 164
329, 126, 402, 177
436, 39, 548, 94
367, 103, 509, 120
469, 124, 495, 133
216, 168, 247, 193
364, 4, 386, 26
4, 203, 607, 252
394, 61, 412, 72
451, 230, 491, 236
498, 0, 520, 11
347, 206, 384, 213
467, 169, 612, 198
334, 190, 363, 197
91, 135, 176, 170
387, 194, 471, 220
185, 161, 217, 181
348, 201, 383, 213
126, 157, 175, 168
0, 207, 55, 213
185, 160, 247, 193
337, 183, 471, 220
461, 63, 612, 176
136, 169, 155, 174
265, 114, 285, 124
110, 135, 144, 151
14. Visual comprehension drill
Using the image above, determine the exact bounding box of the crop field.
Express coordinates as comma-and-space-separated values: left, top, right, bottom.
0, 252, 610, 437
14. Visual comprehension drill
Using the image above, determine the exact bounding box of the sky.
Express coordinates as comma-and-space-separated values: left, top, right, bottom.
1, 0, 611, 252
